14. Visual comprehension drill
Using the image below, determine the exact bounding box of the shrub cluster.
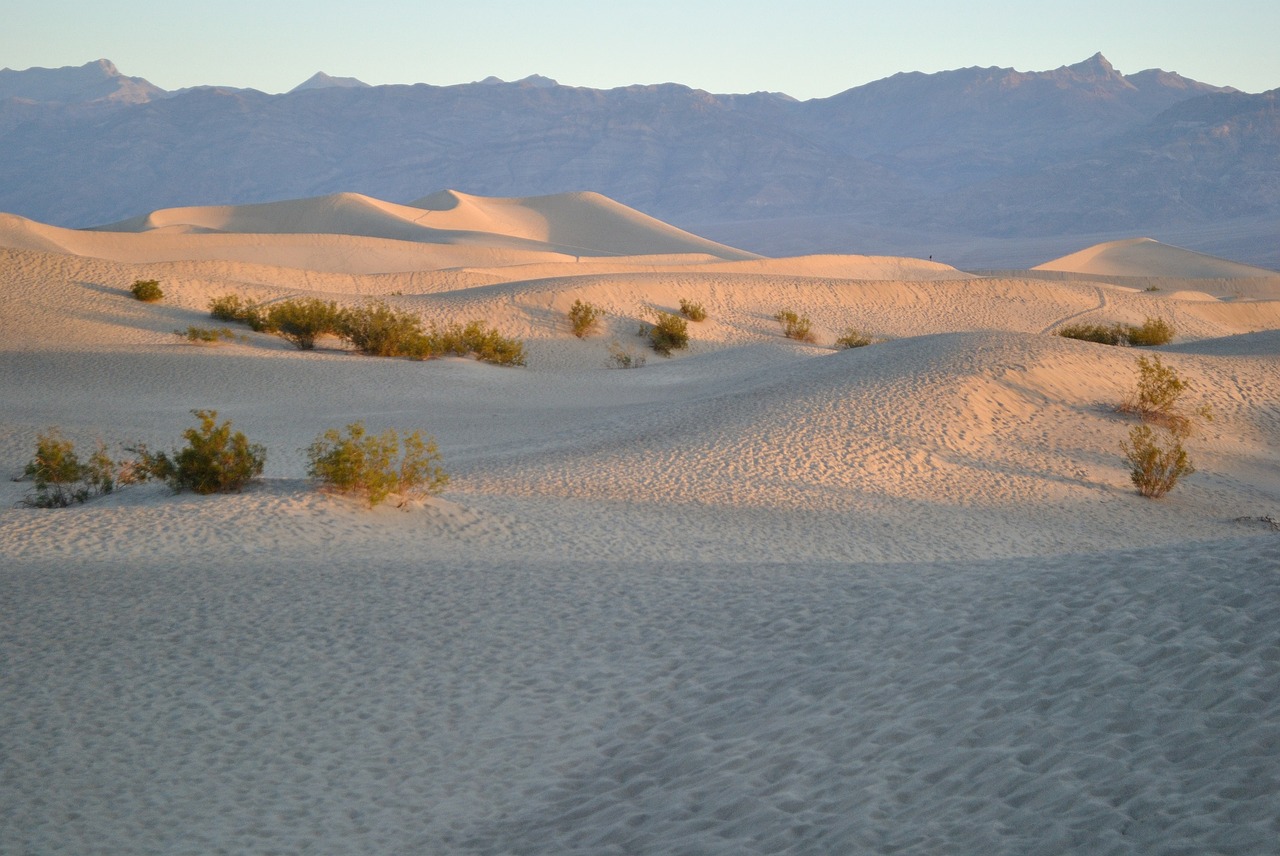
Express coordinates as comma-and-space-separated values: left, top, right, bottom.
646, 312, 690, 356
132, 410, 266, 495
835, 328, 873, 349
679, 299, 707, 322
306, 422, 449, 508
606, 340, 646, 369
176, 325, 237, 344
1121, 424, 1195, 498
130, 279, 164, 302
1116, 355, 1211, 498
1058, 316, 1175, 347
1125, 317, 1176, 347
20, 430, 121, 507
209, 294, 268, 330
264, 298, 343, 350
775, 309, 815, 343
568, 299, 603, 338
207, 296, 525, 366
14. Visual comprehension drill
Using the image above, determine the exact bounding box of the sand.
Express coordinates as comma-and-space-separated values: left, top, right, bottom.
2, 197, 1278, 854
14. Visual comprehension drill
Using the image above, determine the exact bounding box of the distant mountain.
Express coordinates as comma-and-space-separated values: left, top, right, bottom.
0, 59, 165, 105
290, 72, 370, 93
0, 55, 1274, 268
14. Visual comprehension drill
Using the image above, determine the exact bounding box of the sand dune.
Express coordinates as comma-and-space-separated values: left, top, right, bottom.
2, 198, 1279, 854
1037, 237, 1280, 279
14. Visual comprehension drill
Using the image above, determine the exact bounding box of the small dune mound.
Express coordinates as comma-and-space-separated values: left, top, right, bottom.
1035, 237, 1278, 279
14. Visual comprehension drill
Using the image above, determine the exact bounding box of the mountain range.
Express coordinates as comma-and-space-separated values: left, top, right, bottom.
1, 55, 1276, 268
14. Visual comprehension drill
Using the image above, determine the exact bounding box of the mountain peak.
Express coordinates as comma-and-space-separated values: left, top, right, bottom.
289, 71, 371, 93
1063, 52, 1121, 79
0, 58, 164, 104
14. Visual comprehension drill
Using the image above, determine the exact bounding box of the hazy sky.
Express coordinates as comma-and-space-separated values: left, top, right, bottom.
5, 0, 1277, 98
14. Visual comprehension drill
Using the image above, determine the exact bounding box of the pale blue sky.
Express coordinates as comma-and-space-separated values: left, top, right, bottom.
4, 0, 1277, 98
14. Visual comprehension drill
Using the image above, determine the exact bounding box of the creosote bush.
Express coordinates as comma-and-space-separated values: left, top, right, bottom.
1125, 316, 1175, 347
1116, 355, 1210, 499
1117, 354, 1208, 431
130, 279, 163, 302
775, 309, 815, 343
177, 326, 237, 344
568, 299, 603, 338
1122, 424, 1195, 498
679, 299, 707, 322
133, 410, 265, 495
1057, 316, 1175, 347
606, 340, 646, 369
209, 294, 267, 331
264, 298, 343, 350
339, 302, 430, 357
209, 296, 526, 366
646, 312, 689, 356
1057, 322, 1127, 345
835, 328, 873, 349
20, 430, 121, 507
307, 421, 449, 508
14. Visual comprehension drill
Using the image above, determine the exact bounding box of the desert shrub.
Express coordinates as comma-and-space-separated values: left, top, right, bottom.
568, 299, 603, 338
20, 431, 124, 507
775, 309, 815, 343
177, 325, 236, 344
264, 299, 343, 350
1058, 322, 1127, 345
307, 422, 449, 508
679, 299, 707, 322
338, 303, 430, 357
1125, 316, 1175, 347
1056, 317, 1175, 347
209, 294, 268, 330
1122, 424, 1195, 498
1119, 354, 1192, 428
647, 312, 689, 355
606, 340, 646, 369
426, 321, 526, 366
130, 279, 163, 302
835, 328, 873, 349
134, 410, 265, 494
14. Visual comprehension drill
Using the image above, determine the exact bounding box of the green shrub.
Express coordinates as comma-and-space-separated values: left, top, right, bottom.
338, 303, 430, 357
568, 299, 603, 338
1122, 424, 1195, 498
1125, 316, 1175, 347
1058, 322, 1127, 345
647, 312, 689, 355
606, 340, 646, 369
775, 309, 815, 343
130, 279, 163, 302
264, 299, 343, 350
20, 431, 124, 507
307, 422, 449, 508
427, 321, 526, 366
134, 410, 265, 494
177, 325, 237, 344
679, 299, 707, 322
209, 294, 268, 330
835, 328, 873, 349
1057, 317, 1174, 347
1119, 354, 1193, 429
